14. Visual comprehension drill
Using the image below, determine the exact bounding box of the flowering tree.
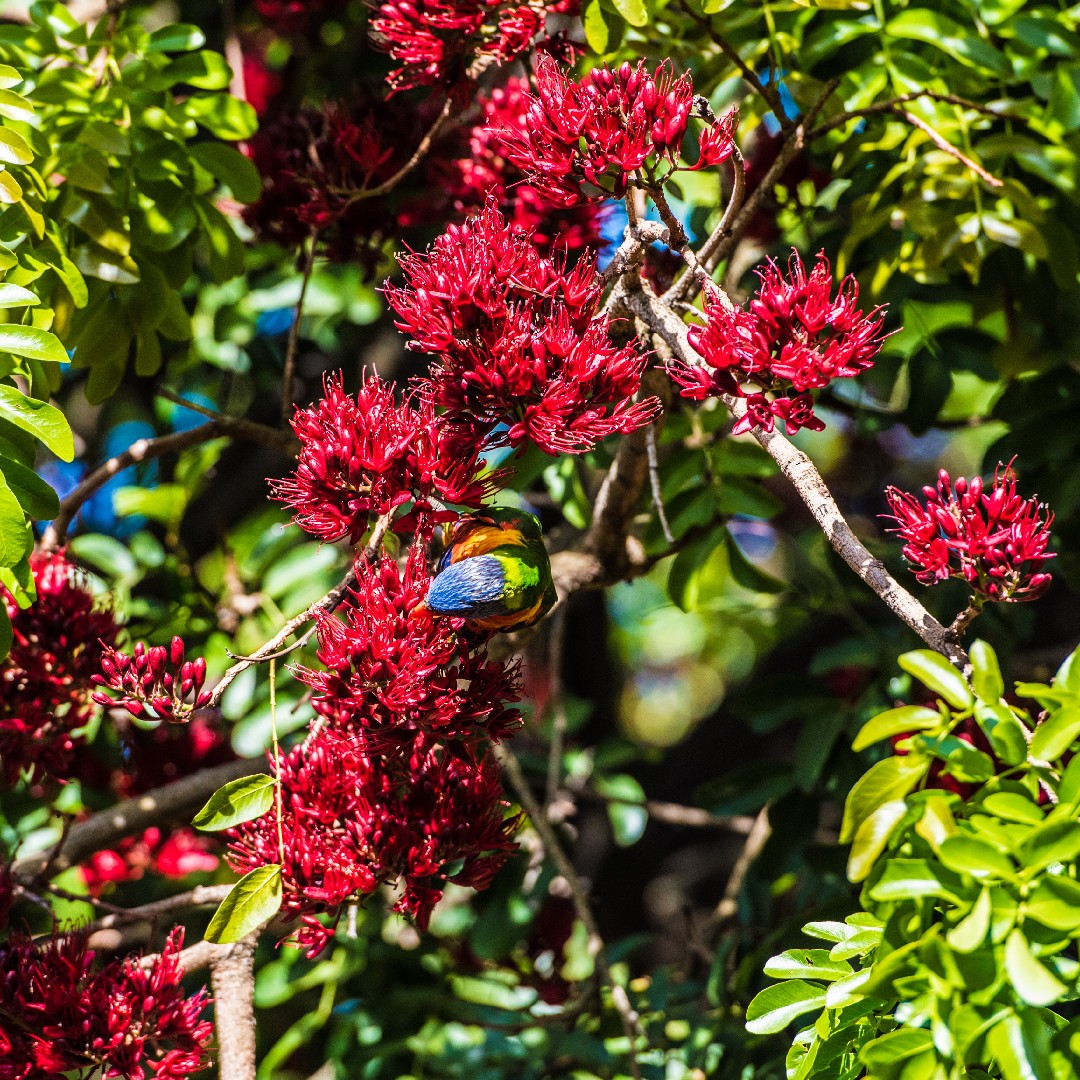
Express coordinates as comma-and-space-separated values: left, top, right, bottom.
1, 1, 1079, 1079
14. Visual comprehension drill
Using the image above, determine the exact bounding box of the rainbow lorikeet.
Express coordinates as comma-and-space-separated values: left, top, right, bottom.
425, 507, 557, 632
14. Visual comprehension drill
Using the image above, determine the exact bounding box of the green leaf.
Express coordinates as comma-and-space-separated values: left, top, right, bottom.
1004, 929, 1067, 1006
1031, 705, 1080, 762
867, 859, 964, 902
897, 650, 973, 709
0, 324, 67, 363
189, 142, 262, 203
745, 980, 828, 1035
886, 10, 1012, 75
583, 0, 614, 51
840, 754, 928, 842
193, 774, 276, 832
147, 23, 206, 51
611, 0, 647, 27
0, 475, 28, 564
970, 639, 1005, 703
0, 66, 22, 90
159, 50, 232, 89
0, 170, 22, 204
1019, 820, 1080, 871
0, 127, 33, 166
860, 1028, 933, 1068
847, 799, 908, 883
0, 457, 58, 519
1025, 875, 1080, 932
975, 702, 1029, 766
852, 705, 942, 751
0, 601, 12, 660
0, 90, 35, 126
204, 864, 283, 944
938, 835, 1016, 879
0, 284, 38, 308
947, 886, 992, 952
0, 385, 73, 460
184, 93, 257, 141
763, 949, 852, 982
801, 920, 865, 944
982, 792, 1043, 825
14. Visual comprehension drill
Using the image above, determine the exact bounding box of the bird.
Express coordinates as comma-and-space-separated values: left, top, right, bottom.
424, 507, 557, 632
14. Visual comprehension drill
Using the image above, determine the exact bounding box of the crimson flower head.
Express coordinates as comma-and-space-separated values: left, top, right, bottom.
498, 54, 737, 206
370, 0, 571, 93
0, 927, 211, 1079
669, 251, 888, 435
417, 76, 604, 257
242, 101, 411, 269
298, 547, 521, 754
92, 637, 210, 723
0, 550, 120, 784
273, 373, 495, 544
884, 463, 1054, 603
227, 730, 519, 955
386, 201, 660, 455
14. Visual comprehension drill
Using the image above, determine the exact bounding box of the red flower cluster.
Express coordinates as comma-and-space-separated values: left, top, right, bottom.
227, 731, 517, 954
0, 551, 120, 784
498, 54, 737, 206
370, 0, 571, 93
387, 201, 659, 454
669, 251, 888, 435
227, 550, 520, 951
424, 76, 603, 257
0, 928, 211, 1079
243, 102, 409, 268
82, 827, 220, 895
884, 464, 1054, 602
274, 373, 495, 543
298, 549, 521, 753
92, 637, 210, 723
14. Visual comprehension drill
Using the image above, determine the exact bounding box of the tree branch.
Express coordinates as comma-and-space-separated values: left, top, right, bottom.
620, 284, 969, 669
83, 884, 235, 934
12, 757, 266, 882
281, 233, 319, 427
211, 938, 258, 1080
40, 419, 290, 550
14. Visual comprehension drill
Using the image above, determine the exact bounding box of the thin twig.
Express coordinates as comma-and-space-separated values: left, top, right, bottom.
82, 885, 235, 934
41, 420, 290, 550
544, 606, 570, 808
578, 788, 757, 833
211, 513, 392, 698
807, 90, 1015, 141
281, 234, 319, 427
898, 108, 1003, 188
645, 424, 674, 545
710, 806, 772, 926
495, 746, 646, 1080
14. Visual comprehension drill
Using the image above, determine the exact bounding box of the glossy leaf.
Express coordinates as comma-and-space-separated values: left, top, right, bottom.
1004, 929, 1067, 1006
840, 754, 928, 842
205, 865, 283, 944
897, 650, 973, 709
852, 705, 941, 751
0, 385, 73, 460
745, 980, 828, 1035
193, 774, 276, 832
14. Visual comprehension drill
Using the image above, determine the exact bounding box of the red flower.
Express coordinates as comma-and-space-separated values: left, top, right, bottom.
273, 373, 495, 544
0, 928, 211, 1079
884, 463, 1054, 603
370, 0, 565, 93
242, 101, 414, 268
82, 827, 220, 894
0, 551, 120, 784
417, 76, 604, 257
669, 251, 888, 434
298, 547, 521, 754
498, 55, 735, 206
386, 201, 659, 455
227, 730, 519, 955
92, 637, 210, 723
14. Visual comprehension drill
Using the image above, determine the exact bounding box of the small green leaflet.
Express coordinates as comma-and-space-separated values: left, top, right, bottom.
0, 385, 74, 460
204, 865, 283, 944
193, 773, 276, 832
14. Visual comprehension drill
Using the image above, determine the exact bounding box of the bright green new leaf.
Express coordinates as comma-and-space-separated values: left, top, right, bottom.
897, 650, 973, 709
745, 980, 827, 1034
938, 835, 1015, 879
0, 90, 35, 126
0, 324, 68, 364
762, 949, 852, 982
0, 457, 58, 519
867, 858, 964, 902
611, 0, 648, 27
1004, 929, 1067, 1006
205, 865, 283, 944
848, 799, 908, 882
1025, 875, 1080, 931
975, 702, 1030, 766
583, 0, 613, 52
947, 886, 991, 952
1019, 820, 1080, 871
0, 475, 28, 565
840, 753, 928, 842
860, 1027, 933, 1068
982, 792, 1043, 824
970, 639, 1005, 703
193, 774, 276, 832
0, 127, 32, 166
0, 386, 73, 460
0, 284, 38, 308
147, 23, 206, 51
852, 705, 941, 751
1030, 705, 1080, 762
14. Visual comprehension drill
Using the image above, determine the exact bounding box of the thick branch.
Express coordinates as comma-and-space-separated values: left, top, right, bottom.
620, 285, 969, 668
211, 938, 258, 1080
41, 419, 290, 550
13, 757, 266, 881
